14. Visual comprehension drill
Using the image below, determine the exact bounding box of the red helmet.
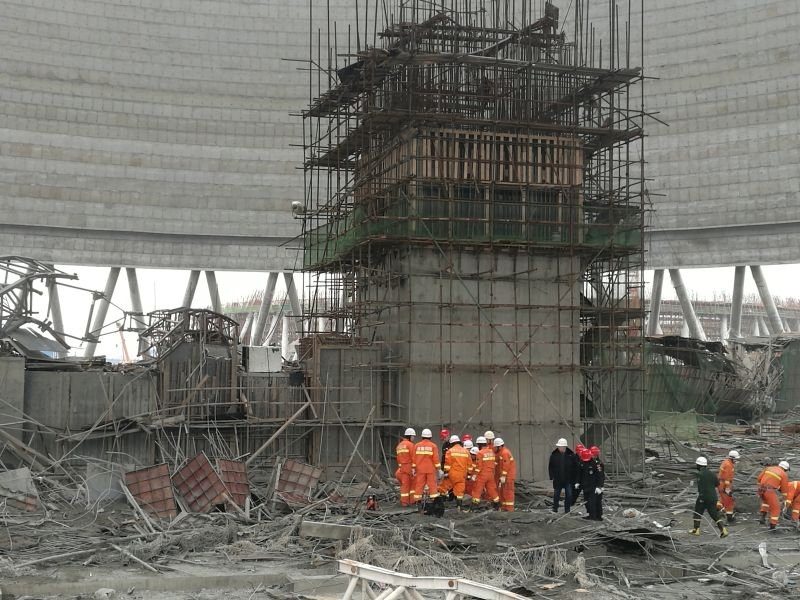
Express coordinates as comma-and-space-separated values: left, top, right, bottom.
576, 443, 586, 452
579, 449, 592, 462
461, 433, 472, 442
439, 428, 450, 441
590, 446, 600, 458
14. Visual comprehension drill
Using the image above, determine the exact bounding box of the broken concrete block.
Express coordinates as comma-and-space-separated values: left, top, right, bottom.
0, 467, 39, 511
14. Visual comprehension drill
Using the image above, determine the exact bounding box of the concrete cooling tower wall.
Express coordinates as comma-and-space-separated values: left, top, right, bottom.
0, 0, 356, 270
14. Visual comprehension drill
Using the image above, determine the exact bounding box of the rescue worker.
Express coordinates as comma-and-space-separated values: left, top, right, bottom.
689, 456, 729, 538
716, 450, 740, 523
466, 445, 479, 497
412, 428, 441, 505
438, 435, 472, 511
471, 436, 500, 510
395, 427, 416, 507
573, 443, 586, 502
577, 449, 596, 518
549, 438, 577, 513
462, 433, 473, 445
588, 446, 605, 521
484, 430, 496, 445
462, 439, 474, 451
783, 480, 800, 530
440, 428, 452, 459
493, 437, 516, 512
757, 460, 791, 529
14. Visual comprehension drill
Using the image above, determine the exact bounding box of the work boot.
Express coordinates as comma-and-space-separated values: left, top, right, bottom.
726, 513, 735, 524
719, 527, 729, 538
769, 523, 777, 531
492, 501, 501, 511
759, 513, 767, 525
688, 528, 701, 535
456, 499, 463, 512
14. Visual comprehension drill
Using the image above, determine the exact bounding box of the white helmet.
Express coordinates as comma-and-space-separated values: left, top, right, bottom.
462, 440, 473, 449
494, 438, 504, 447
404, 427, 416, 437
476, 436, 487, 445
421, 428, 432, 438
779, 460, 790, 471
484, 430, 495, 440
556, 438, 568, 448
695, 456, 708, 467
728, 450, 740, 460
470, 447, 479, 455
449, 434, 460, 444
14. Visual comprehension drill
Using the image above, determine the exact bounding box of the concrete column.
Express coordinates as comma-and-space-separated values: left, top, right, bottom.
84, 267, 120, 357
239, 312, 254, 344
668, 268, 706, 341
729, 266, 745, 339
680, 321, 690, 338
751, 265, 784, 334
284, 272, 304, 334
182, 270, 201, 308
205, 271, 222, 313
758, 316, 770, 336
125, 268, 146, 332
281, 315, 290, 358
646, 269, 665, 336
252, 272, 279, 345
719, 315, 728, 342
45, 267, 64, 336
752, 318, 761, 337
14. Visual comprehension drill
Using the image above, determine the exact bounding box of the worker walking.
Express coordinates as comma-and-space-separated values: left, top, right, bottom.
689, 456, 729, 538
757, 460, 791, 529
471, 436, 500, 510
438, 435, 472, 511
412, 428, 441, 505
493, 438, 516, 512
783, 480, 800, 529
465, 445, 479, 497
716, 450, 740, 523
549, 438, 577, 513
588, 446, 605, 521
395, 428, 416, 506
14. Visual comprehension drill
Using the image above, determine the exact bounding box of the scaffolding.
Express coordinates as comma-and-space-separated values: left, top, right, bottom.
300, 0, 646, 477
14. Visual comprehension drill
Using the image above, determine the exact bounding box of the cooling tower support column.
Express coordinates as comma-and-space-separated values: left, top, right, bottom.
182, 270, 201, 308
84, 267, 121, 357
669, 268, 706, 340
729, 266, 745, 339
647, 269, 665, 336
252, 272, 279, 345
284, 273, 303, 333
751, 265, 784, 334
126, 268, 146, 333
205, 271, 221, 313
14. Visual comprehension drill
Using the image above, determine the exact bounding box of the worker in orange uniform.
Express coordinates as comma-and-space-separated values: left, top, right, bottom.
412, 428, 440, 505
757, 460, 791, 529
716, 450, 740, 523
783, 480, 800, 530
465, 445, 479, 497
437, 435, 472, 511
395, 427, 416, 507
493, 438, 516, 512
470, 436, 500, 510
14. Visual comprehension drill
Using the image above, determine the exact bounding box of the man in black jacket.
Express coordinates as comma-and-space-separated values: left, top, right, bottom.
548, 438, 577, 513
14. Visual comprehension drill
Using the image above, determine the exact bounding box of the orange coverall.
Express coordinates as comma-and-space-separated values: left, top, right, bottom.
412, 439, 440, 501
438, 443, 472, 500
465, 453, 478, 497
495, 446, 517, 512
784, 481, 800, 523
758, 465, 790, 525
471, 447, 499, 506
716, 457, 735, 516
395, 438, 415, 506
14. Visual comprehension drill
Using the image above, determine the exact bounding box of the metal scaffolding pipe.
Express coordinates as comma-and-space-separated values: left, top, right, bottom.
84, 267, 120, 357
646, 269, 664, 336
729, 266, 745, 339
252, 272, 279, 345
751, 265, 784, 334
182, 270, 200, 308
668, 268, 706, 341
205, 271, 222, 313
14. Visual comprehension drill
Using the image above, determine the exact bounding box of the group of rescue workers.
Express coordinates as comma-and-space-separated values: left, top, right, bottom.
691, 451, 800, 538
395, 428, 606, 517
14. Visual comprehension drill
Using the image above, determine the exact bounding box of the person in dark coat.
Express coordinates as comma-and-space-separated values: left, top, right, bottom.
690, 456, 729, 538
548, 438, 577, 513
585, 446, 605, 521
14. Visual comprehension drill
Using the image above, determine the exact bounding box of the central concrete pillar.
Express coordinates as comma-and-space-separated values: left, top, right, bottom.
646, 269, 664, 336
84, 267, 121, 357
182, 270, 201, 308
729, 266, 745, 339
252, 272, 279, 345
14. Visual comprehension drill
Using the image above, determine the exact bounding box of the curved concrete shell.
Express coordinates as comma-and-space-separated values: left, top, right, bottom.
0, 0, 354, 270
